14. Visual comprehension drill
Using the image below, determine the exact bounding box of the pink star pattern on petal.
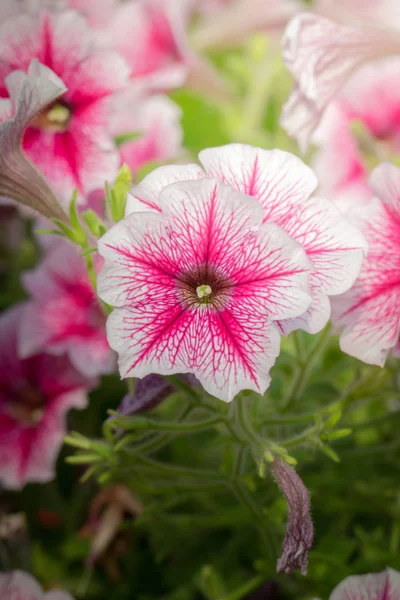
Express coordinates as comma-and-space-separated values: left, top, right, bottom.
332, 162, 400, 366
98, 177, 312, 401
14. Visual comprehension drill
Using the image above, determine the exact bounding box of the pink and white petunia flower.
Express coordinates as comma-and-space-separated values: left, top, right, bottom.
330, 568, 400, 600
0, 8, 129, 205
98, 176, 312, 402
111, 86, 183, 177
126, 144, 367, 335
0, 59, 67, 221
102, 0, 228, 98
0, 570, 74, 599
0, 305, 92, 490
331, 162, 400, 366
19, 240, 114, 379
313, 57, 400, 213
281, 12, 400, 151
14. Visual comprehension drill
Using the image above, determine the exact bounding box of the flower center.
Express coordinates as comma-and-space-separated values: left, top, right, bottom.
6, 385, 46, 426
196, 284, 212, 300
178, 264, 232, 309
32, 100, 72, 133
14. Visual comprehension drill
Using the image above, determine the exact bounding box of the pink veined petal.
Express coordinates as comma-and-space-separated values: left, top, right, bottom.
125, 163, 205, 215
369, 161, 400, 217
23, 98, 121, 200
199, 144, 318, 209
0, 60, 67, 221
316, 0, 400, 30
280, 13, 400, 151
330, 568, 400, 600
112, 90, 183, 177
20, 241, 111, 378
331, 193, 400, 366
66, 0, 116, 28
106, 0, 188, 88
98, 178, 312, 401
0, 571, 44, 599
66, 50, 129, 106
0, 570, 75, 600
312, 103, 372, 213
200, 144, 367, 334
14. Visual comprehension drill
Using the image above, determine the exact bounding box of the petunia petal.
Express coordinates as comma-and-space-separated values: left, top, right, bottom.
125, 163, 204, 215
330, 568, 400, 600
0, 60, 67, 221
200, 144, 367, 334
332, 183, 400, 366
280, 13, 400, 151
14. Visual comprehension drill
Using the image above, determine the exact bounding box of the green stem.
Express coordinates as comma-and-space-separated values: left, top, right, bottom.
84, 251, 97, 292
231, 482, 275, 560
281, 325, 332, 412
133, 455, 228, 482
236, 396, 260, 443
219, 574, 266, 600
114, 415, 227, 435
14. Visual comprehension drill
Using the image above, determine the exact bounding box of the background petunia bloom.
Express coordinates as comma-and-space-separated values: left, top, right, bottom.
102, 0, 229, 99
111, 86, 183, 177
0, 306, 92, 490
0, 569, 75, 599
0, 59, 67, 221
331, 163, 400, 367
98, 176, 312, 401
127, 144, 367, 334
313, 57, 400, 213
19, 240, 114, 379
0, 8, 129, 205
330, 568, 400, 600
281, 12, 400, 151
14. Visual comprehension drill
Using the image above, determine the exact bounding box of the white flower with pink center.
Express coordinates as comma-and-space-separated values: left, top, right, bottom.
0, 305, 92, 490
329, 568, 400, 600
0, 8, 129, 204
125, 144, 367, 336
332, 162, 400, 366
281, 9, 400, 151
19, 240, 114, 379
0, 570, 74, 599
98, 174, 313, 401
313, 57, 400, 213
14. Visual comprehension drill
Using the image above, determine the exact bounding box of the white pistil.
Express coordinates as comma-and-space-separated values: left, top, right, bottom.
196, 284, 212, 299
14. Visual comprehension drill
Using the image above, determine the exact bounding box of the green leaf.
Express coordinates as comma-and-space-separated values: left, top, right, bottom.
170, 89, 230, 154
115, 131, 143, 147
106, 164, 132, 222
82, 209, 107, 238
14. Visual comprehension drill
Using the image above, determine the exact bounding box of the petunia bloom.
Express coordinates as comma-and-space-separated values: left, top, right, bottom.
126, 144, 367, 335
0, 570, 74, 599
0, 59, 67, 222
102, 0, 228, 98
19, 240, 114, 379
331, 162, 400, 366
330, 568, 400, 600
0, 305, 92, 490
0, 8, 129, 204
281, 12, 400, 151
313, 57, 400, 213
111, 86, 183, 177
98, 175, 312, 402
